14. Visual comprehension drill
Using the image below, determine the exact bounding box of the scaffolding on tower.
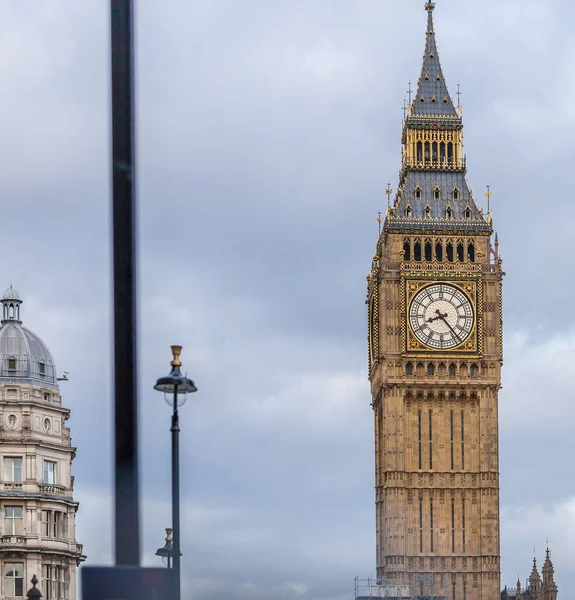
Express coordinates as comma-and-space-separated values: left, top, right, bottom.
354, 574, 449, 600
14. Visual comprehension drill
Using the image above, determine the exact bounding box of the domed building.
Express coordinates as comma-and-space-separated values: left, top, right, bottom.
0, 286, 85, 599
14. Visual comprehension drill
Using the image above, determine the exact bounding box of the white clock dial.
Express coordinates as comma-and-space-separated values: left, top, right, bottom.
408, 283, 474, 350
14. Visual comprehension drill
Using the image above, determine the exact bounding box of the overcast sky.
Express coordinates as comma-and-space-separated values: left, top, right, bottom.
1, 0, 574, 598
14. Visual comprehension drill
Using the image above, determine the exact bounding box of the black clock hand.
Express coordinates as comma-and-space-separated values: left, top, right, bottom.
438, 314, 462, 344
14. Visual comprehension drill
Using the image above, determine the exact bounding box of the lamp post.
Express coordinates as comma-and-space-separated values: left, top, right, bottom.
155, 528, 175, 569
154, 346, 197, 600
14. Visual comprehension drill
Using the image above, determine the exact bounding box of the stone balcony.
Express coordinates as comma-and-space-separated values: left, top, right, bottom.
1, 535, 26, 549
39, 484, 67, 496
3, 483, 23, 491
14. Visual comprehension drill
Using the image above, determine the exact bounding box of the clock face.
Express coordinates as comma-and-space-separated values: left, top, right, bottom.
408, 283, 474, 350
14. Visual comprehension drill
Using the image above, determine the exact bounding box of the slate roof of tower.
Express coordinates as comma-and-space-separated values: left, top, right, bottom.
384, 3, 491, 234
412, 3, 458, 118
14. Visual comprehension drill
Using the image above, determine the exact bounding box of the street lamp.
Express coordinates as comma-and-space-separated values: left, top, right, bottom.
155, 528, 175, 569
154, 345, 197, 600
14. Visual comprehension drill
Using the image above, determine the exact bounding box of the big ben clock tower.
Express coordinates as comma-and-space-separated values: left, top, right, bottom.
367, 4, 503, 600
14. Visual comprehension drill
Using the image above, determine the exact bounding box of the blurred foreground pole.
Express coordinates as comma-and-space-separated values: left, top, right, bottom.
111, 0, 140, 565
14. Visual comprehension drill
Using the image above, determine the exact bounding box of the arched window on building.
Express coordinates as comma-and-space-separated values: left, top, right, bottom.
406, 362, 414, 376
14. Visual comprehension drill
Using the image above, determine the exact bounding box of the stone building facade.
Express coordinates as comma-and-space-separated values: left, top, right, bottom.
366, 3, 502, 599
0, 286, 84, 599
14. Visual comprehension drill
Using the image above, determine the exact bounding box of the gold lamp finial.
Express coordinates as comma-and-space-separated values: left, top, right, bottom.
166, 528, 173, 541
170, 345, 182, 367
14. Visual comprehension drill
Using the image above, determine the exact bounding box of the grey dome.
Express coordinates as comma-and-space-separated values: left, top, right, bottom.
2, 286, 21, 301
0, 289, 58, 388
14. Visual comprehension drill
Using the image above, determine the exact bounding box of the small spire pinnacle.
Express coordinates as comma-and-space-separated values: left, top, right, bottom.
425, 1, 436, 12
486, 184, 492, 212
377, 209, 383, 237
407, 81, 413, 104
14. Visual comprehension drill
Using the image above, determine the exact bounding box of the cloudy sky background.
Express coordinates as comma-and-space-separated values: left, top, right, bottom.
1, 0, 574, 597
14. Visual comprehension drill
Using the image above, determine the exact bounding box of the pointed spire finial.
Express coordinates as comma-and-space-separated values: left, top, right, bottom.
485, 184, 492, 212
425, 1, 436, 12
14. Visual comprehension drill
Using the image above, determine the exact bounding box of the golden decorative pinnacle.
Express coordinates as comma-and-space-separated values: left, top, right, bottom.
425, 1, 436, 12
170, 345, 182, 367
485, 184, 492, 212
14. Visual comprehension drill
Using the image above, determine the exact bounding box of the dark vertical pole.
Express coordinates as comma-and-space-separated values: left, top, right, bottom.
111, 0, 140, 566
172, 385, 181, 599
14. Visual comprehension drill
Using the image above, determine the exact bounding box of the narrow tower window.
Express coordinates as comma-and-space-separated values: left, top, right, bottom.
418, 410, 422, 470
448, 142, 454, 163
425, 241, 432, 261
464, 207, 472, 219
434, 187, 441, 201
406, 362, 413, 376
405, 206, 413, 218
462, 498, 466, 553
419, 498, 424, 553
440, 142, 446, 163
432, 142, 438, 162
450, 410, 455, 470
461, 411, 465, 471
446, 243, 454, 262
427, 363, 435, 376
435, 242, 443, 261
445, 207, 453, 219
430, 499, 434, 553
457, 243, 465, 262
414, 242, 422, 262
453, 187, 460, 201
415, 186, 422, 199
417, 143, 423, 163
470, 364, 478, 378
403, 240, 411, 261
451, 499, 456, 553
429, 409, 433, 470
424, 205, 431, 219
468, 242, 475, 262
424, 141, 430, 162
448, 363, 456, 377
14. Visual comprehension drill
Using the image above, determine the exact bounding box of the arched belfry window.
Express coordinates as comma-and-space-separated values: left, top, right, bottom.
464, 206, 472, 219
403, 240, 411, 261
406, 362, 414, 376
434, 187, 441, 201
424, 241, 433, 261
414, 241, 422, 262
435, 241, 443, 261
446, 242, 454, 262
415, 186, 422, 200
424, 205, 431, 218
468, 242, 475, 262
452, 187, 460, 201
405, 205, 413, 218
445, 206, 453, 219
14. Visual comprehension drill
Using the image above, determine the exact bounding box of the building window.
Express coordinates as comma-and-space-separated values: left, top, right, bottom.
39, 362, 46, 376
53, 512, 61, 538
4, 563, 24, 597
448, 363, 456, 377
43, 565, 67, 600
424, 205, 431, 218
4, 506, 23, 535
445, 207, 453, 219
405, 362, 413, 376
4, 458, 22, 483
434, 187, 441, 201
453, 188, 460, 201
427, 363, 435, 376
405, 205, 413, 218
470, 364, 479, 378
44, 461, 57, 485
42, 511, 51, 537
464, 207, 472, 219
7, 358, 16, 371
415, 187, 422, 200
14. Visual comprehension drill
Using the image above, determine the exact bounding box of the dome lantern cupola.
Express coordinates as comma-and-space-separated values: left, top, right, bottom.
2, 285, 22, 324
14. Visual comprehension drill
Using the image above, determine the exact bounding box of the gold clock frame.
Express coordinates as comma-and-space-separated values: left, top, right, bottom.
401, 275, 483, 356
